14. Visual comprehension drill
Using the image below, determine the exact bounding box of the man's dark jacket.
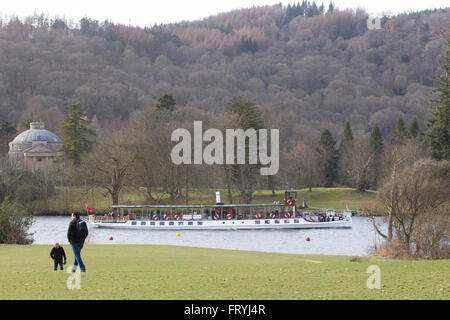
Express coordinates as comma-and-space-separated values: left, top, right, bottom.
50, 246, 66, 262
67, 218, 88, 244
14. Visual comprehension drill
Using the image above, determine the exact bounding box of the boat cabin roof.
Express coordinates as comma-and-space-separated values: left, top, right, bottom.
210, 203, 284, 208
111, 203, 285, 209
111, 205, 205, 209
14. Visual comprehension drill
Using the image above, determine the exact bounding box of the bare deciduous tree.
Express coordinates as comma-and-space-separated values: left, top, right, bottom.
286, 140, 322, 192
83, 126, 137, 205
340, 136, 375, 192
374, 149, 450, 257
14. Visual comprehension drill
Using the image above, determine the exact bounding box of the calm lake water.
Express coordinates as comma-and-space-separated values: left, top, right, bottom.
29, 216, 387, 256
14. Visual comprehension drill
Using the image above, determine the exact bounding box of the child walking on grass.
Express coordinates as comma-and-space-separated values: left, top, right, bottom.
50, 242, 66, 271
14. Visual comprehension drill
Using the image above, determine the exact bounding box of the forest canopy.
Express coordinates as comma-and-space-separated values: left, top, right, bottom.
0, 4, 448, 146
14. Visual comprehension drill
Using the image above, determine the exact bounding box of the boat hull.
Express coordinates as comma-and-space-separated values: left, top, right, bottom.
89, 217, 352, 230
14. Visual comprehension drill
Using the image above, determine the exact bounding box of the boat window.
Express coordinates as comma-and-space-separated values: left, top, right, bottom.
160, 222, 165, 225
265, 220, 270, 224
150, 222, 155, 225
294, 219, 299, 223
131, 221, 137, 225
140, 221, 146, 226
197, 221, 203, 225
188, 222, 193, 225
178, 221, 183, 225
275, 220, 280, 224
169, 222, 174, 226
255, 220, 260, 225
284, 220, 290, 223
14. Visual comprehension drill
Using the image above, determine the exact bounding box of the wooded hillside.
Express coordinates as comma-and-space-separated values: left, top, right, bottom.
0, 4, 448, 142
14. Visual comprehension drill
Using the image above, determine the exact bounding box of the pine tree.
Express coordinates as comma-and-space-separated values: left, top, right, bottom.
425, 40, 450, 160
370, 123, 384, 155
58, 103, 97, 167
341, 121, 354, 150
155, 93, 176, 111
390, 116, 407, 145
328, 1, 335, 13
317, 129, 339, 187
0, 117, 16, 154
226, 97, 265, 203
227, 96, 264, 131
318, 2, 325, 14
339, 121, 354, 186
409, 117, 420, 139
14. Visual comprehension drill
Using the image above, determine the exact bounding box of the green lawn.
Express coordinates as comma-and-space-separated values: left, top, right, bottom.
39, 187, 378, 214
0, 245, 448, 300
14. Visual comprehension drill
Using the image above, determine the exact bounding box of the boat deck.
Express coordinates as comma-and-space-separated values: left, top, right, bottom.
90, 216, 352, 230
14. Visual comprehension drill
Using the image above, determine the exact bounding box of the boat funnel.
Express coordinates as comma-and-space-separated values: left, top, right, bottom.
215, 191, 221, 205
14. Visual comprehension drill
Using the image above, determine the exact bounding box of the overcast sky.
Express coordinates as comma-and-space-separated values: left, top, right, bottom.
1, 0, 448, 27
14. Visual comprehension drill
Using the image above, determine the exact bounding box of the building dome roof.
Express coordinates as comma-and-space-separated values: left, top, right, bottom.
11, 122, 61, 144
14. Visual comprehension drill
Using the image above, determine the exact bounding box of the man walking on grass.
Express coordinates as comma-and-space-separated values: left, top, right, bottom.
67, 212, 88, 273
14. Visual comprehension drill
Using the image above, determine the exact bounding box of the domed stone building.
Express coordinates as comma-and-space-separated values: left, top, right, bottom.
9, 122, 62, 172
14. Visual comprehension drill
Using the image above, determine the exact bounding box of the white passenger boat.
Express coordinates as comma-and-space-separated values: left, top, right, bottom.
88, 191, 352, 230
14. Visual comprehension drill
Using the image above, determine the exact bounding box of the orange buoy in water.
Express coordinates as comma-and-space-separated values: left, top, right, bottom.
109, 236, 113, 240
176, 233, 181, 236
306, 237, 310, 241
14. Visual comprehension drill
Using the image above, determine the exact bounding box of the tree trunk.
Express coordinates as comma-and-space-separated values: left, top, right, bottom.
185, 166, 189, 205
387, 208, 393, 241
371, 216, 387, 239
112, 189, 119, 205
224, 164, 233, 203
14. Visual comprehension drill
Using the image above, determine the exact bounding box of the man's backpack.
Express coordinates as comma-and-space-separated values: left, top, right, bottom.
76, 220, 89, 241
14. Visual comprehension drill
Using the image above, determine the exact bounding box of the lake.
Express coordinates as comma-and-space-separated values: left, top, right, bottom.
29, 216, 387, 256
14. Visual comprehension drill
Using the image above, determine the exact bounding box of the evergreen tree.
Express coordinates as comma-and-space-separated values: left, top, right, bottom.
425, 40, 450, 160
300, 0, 308, 15
227, 96, 264, 131
318, 2, 325, 14
370, 123, 384, 155
0, 117, 16, 154
409, 117, 420, 139
58, 103, 97, 167
316, 129, 339, 187
390, 116, 407, 145
328, 1, 335, 13
309, 1, 320, 17
341, 121, 354, 149
238, 36, 259, 53
155, 93, 176, 111
338, 121, 354, 186
297, 2, 304, 16
226, 97, 265, 203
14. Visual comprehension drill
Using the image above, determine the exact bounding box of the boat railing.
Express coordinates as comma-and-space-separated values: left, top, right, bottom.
91, 215, 129, 223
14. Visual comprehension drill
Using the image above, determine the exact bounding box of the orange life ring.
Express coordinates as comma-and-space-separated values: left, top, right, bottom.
226, 213, 233, 220
255, 213, 262, 219
284, 212, 292, 218
174, 214, 181, 220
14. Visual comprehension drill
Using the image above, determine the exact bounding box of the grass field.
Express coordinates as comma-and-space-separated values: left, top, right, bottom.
41, 187, 378, 214
0, 244, 448, 300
